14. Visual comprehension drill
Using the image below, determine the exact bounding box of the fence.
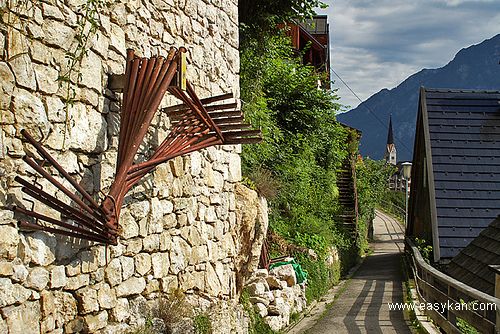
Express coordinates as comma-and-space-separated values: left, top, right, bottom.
406, 238, 500, 333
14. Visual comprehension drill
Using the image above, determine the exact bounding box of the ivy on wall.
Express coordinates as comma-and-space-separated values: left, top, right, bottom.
0, 0, 108, 145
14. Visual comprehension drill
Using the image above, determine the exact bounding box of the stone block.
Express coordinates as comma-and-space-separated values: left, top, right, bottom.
109, 23, 126, 56
42, 19, 75, 49
67, 103, 107, 153
121, 256, 135, 280
116, 277, 146, 297
105, 258, 122, 287
143, 234, 160, 252
0, 260, 14, 276
134, 253, 152, 276
151, 252, 170, 278
169, 236, 191, 275
84, 310, 108, 332
26, 267, 50, 291
97, 283, 117, 309
11, 262, 28, 282
66, 259, 81, 277
33, 63, 59, 94
0, 278, 31, 307
125, 238, 143, 255
120, 211, 139, 239
75, 286, 99, 314
65, 274, 89, 291
254, 302, 268, 317
270, 264, 297, 287
110, 298, 130, 322
3, 301, 41, 333
79, 50, 102, 91
0, 62, 15, 110
205, 263, 221, 296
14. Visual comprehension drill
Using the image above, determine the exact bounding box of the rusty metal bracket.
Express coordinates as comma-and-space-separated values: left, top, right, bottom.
12, 47, 262, 245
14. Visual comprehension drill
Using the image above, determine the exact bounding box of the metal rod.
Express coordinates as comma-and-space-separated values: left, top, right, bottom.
218, 124, 252, 131
118, 56, 141, 168
16, 176, 111, 234
213, 116, 245, 124
14, 206, 110, 243
208, 111, 242, 119
117, 49, 135, 167
22, 155, 97, 218
20, 130, 102, 214
224, 137, 262, 144
18, 220, 114, 245
186, 81, 224, 140
166, 102, 238, 117
220, 130, 262, 137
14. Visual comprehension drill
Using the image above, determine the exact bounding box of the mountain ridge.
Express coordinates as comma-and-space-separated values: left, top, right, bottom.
337, 34, 500, 161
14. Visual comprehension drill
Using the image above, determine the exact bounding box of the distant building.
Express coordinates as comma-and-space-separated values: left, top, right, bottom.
283, 15, 330, 85
384, 115, 397, 165
385, 116, 403, 191
407, 88, 500, 263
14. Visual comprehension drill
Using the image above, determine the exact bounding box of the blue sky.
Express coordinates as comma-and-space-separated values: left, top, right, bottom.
316, 0, 500, 110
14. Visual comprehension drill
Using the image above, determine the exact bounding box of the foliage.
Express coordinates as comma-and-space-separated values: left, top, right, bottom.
1, 0, 107, 145
240, 289, 276, 334
154, 289, 192, 333
456, 299, 480, 334
295, 250, 341, 302
240, 30, 355, 303
356, 159, 396, 217
58, 0, 107, 145
246, 167, 280, 200
381, 190, 406, 222
414, 238, 433, 264
193, 313, 213, 334
239, 0, 326, 38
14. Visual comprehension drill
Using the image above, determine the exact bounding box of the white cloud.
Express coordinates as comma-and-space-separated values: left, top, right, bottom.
317, 0, 500, 109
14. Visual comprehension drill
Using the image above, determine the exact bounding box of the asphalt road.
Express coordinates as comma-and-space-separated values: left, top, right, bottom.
304, 210, 411, 334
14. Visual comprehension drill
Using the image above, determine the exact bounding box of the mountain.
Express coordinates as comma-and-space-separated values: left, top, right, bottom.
337, 34, 500, 161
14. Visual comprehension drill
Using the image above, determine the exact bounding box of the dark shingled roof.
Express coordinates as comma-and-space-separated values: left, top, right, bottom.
447, 216, 500, 296
423, 88, 500, 259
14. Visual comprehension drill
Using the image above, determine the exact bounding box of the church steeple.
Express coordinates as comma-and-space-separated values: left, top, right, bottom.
387, 115, 394, 145
384, 115, 397, 165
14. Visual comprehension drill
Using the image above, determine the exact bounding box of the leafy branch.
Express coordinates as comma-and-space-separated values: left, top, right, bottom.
58, 0, 106, 147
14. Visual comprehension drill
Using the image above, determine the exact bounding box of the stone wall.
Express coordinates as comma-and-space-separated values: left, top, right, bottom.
0, 0, 267, 333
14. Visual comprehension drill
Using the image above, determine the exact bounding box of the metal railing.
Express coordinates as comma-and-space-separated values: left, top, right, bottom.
379, 200, 406, 224
406, 238, 500, 333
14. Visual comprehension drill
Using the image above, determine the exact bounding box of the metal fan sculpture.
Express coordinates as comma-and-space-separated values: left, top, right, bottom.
12, 47, 261, 245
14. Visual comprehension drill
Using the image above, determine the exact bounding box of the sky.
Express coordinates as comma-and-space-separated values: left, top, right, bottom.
315, 0, 500, 110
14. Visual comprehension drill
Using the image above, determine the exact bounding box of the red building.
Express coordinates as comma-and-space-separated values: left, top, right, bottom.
283, 15, 330, 84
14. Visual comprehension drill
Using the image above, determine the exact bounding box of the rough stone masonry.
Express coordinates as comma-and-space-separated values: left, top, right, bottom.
0, 0, 270, 332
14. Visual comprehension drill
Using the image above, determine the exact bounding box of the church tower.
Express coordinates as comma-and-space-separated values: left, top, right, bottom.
384, 115, 397, 165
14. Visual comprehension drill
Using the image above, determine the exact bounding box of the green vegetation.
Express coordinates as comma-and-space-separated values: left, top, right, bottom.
381, 190, 406, 222
355, 159, 396, 249
239, 0, 398, 306
414, 238, 433, 264
240, 289, 276, 334
240, 30, 354, 300
456, 300, 480, 334
193, 313, 213, 334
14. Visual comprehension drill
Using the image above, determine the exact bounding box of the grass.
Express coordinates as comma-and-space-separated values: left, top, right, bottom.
193, 313, 213, 334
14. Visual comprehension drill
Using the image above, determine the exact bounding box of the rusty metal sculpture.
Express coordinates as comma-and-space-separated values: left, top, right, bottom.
12, 47, 261, 245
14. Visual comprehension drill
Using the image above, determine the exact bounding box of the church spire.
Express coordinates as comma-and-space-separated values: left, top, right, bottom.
385, 115, 397, 165
387, 115, 394, 145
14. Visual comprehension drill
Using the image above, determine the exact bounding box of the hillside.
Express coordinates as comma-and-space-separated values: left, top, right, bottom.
337, 34, 500, 161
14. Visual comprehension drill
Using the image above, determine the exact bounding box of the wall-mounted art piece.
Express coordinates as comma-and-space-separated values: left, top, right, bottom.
12, 47, 261, 245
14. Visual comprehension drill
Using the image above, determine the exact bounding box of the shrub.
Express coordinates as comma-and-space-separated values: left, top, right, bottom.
193, 313, 212, 334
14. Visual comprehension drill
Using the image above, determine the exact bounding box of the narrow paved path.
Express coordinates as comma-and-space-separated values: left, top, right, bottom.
305, 210, 411, 334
